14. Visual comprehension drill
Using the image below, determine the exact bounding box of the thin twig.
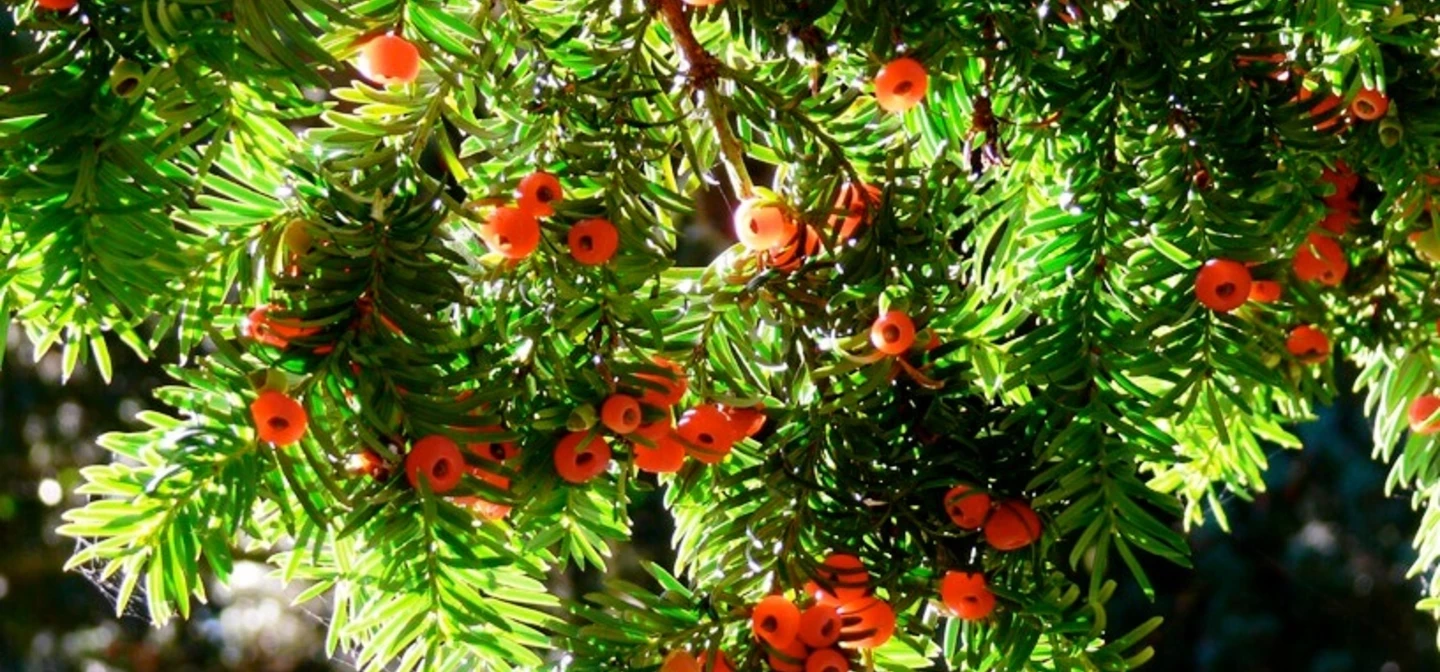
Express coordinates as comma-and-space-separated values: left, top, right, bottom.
655, 0, 755, 197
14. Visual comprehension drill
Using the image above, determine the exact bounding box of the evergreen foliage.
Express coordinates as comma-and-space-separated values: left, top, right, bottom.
5, 0, 1440, 668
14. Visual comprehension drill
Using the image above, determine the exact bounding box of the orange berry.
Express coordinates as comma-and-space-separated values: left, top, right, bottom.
683, 0, 722, 6
1292, 233, 1347, 286
836, 597, 895, 649
805, 650, 850, 672
831, 183, 881, 242
720, 404, 767, 438
600, 394, 643, 434
815, 553, 870, 602
770, 226, 823, 272
870, 310, 917, 355
636, 357, 688, 408
944, 484, 991, 529
1309, 92, 1345, 132
752, 594, 802, 649
464, 425, 519, 463
798, 604, 842, 648
1286, 325, 1330, 364
251, 390, 307, 446
1248, 280, 1282, 304
1194, 259, 1252, 313
553, 432, 612, 484
874, 57, 929, 113
37, 0, 77, 10
568, 218, 619, 265
1350, 88, 1389, 121
1318, 209, 1356, 235
359, 35, 421, 85
676, 404, 738, 464
734, 198, 796, 250
699, 650, 734, 672
767, 637, 808, 672
940, 571, 996, 621
661, 650, 702, 672
480, 206, 541, 260
984, 500, 1043, 551
631, 421, 686, 474
453, 466, 511, 521
1410, 395, 1440, 435
405, 435, 465, 494
246, 305, 319, 348
517, 171, 563, 217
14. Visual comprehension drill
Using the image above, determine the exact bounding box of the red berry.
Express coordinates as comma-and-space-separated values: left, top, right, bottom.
1285, 325, 1330, 364
405, 435, 464, 494
1350, 88, 1389, 121
1318, 209, 1356, 235
631, 421, 686, 474
661, 650, 701, 672
251, 390, 307, 446
359, 35, 421, 85
944, 484, 992, 529
770, 225, 823, 272
767, 637, 808, 672
814, 553, 870, 602
480, 206, 541, 260
830, 183, 881, 242
600, 394, 643, 434
940, 571, 996, 621
874, 57, 928, 113
805, 650, 850, 672
452, 465, 511, 521
720, 404, 767, 438
870, 310, 917, 355
517, 171, 563, 217
553, 432, 612, 484
1292, 233, 1347, 286
1309, 92, 1346, 132
246, 305, 319, 348
836, 597, 895, 649
568, 218, 619, 265
636, 357, 688, 409
1194, 259, 1252, 313
984, 500, 1043, 551
1410, 395, 1440, 435
1248, 280, 1282, 304
676, 404, 738, 464
751, 594, 801, 649
699, 650, 734, 672
734, 198, 795, 250
463, 425, 519, 463
37, 0, 77, 9
798, 604, 842, 648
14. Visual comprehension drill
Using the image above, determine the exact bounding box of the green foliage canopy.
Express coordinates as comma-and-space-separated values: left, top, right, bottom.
4, 0, 1440, 669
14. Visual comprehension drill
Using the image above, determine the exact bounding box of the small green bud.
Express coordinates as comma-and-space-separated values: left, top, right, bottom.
567, 404, 597, 432
1380, 116, 1403, 148
108, 59, 145, 100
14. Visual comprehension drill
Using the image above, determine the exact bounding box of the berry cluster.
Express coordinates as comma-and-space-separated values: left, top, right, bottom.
743, 553, 895, 672
1191, 161, 1371, 369
944, 485, 1043, 551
